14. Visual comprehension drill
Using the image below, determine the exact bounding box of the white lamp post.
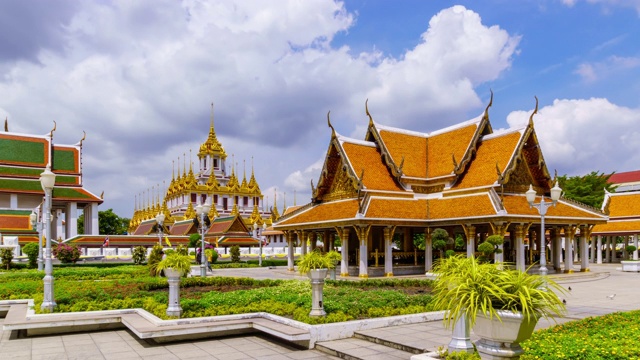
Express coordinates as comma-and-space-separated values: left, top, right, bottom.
155, 212, 165, 247
526, 182, 562, 286
196, 200, 211, 277
253, 222, 259, 266
261, 222, 267, 267
30, 210, 43, 271
40, 165, 56, 312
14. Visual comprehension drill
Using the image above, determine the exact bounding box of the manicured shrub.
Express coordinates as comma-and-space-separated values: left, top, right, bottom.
205, 248, 218, 264
132, 246, 146, 265
230, 245, 240, 263
52, 243, 80, 264
176, 245, 188, 256
22, 242, 39, 269
0, 248, 14, 270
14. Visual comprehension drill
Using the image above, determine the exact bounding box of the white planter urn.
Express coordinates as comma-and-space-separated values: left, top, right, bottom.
164, 268, 183, 318
474, 310, 537, 359
621, 260, 640, 272
308, 269, 328, 317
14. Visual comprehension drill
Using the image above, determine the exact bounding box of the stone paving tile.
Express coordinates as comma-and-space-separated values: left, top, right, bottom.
141, 354, 180, 360
103, 351, 142, 360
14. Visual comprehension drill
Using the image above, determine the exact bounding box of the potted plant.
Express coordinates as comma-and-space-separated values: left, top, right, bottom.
155, 253, 193, 317
621, 245, 639, 272
297, 249, 335, 316
431, 255, 566, 359
325, 250, 342, 280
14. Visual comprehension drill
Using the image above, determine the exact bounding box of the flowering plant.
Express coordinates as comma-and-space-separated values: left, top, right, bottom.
52, 243, 81, 264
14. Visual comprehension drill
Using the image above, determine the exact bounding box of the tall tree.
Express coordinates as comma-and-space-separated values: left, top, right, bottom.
77, 209, 131, 235
557, 171, 616, 208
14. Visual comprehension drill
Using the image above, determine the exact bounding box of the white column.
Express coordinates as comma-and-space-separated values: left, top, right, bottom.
340, 228, 349, 277
466, 226, 476, 259
597, 235, 603, 264
553, 229, 562, 271
633, 234, 638, 261
357, 227, 368, 278
612, 237, 618, 262
384, 227, 394, 277
605, 236, 611, 262
580, 227, 589, 272
287, 232, 294, 271
515, 225, 525, 272
564, 227, 573, 273
590, 236, 595, 263
424, 229, 432, 272
9, 194, 18, 209
65, 202, 78, 238
573, 238, 579, 262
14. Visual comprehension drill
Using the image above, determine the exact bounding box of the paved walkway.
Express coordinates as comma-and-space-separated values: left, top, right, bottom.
1, 263, 638, 359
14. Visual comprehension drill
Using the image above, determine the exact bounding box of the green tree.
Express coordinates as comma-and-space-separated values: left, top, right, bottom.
413, 233, 425, 250
557, 171, 616, 208
230, 245, 241, 263
132, 246, 146, 265
77, 209, 131, 235
431, 228, 448, 258
22, 242, 39, 268
188, 233, 201, 248
0, 248, 14, 270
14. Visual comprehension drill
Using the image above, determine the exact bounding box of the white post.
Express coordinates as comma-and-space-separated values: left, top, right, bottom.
40, 166, 56, 312
633, 234, 638, 261
596, 235, 603, 264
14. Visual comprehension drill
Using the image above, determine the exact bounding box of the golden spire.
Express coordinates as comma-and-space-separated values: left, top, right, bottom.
294, 190, 296, 206
271, 189, 280, 221
240, 159, 248, 190
184, 201, 196, 220
198, 102, 227, 159
230, 197, 239, 216
248, 156, 260, 193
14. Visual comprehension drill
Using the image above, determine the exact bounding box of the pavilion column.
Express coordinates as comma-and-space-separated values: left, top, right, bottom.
65, 202, 78, 238
286, 231, 294, 271
605, 236, 611, 262
403, 229, 412, 252
514, 224, 526, 272
322, 231, 329, 252
633, 234, 638, 260
623, 236, 629, 259
355, 225, 371, 278
424, 228, 432, 272
589, 235, 596, 263
564, 226, 575, 273
463, 224, 476, 258
310, 232, 317, 252
384, 226, 396, 277
553, 228, 562, 271
612, 237, 618, 262
338, 227, 350, 277
596, 235, 603, 264
490, 222, 510, 264
573, 237, 579, 262
580, 225, 590, 272
300, 230, 307, 256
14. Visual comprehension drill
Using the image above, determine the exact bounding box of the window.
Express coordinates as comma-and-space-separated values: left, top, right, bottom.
213, 158, 218, 168
223, 197, 228, 210
243, 197, 248, 207
191, 193, 197, 203
214, 194, 218, 204
201, 194, 206, 204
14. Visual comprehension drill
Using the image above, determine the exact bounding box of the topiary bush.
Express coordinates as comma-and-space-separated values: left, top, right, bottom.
176, 244, 188, 256
230, 245, 241, 263
52, 243, 81, 264
0, 248, 14, 270
132, 246, 146, 265
148, 244, 164, 276
22, 242, 39, 269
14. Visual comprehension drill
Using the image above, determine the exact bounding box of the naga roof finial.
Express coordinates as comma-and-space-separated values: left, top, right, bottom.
365, 99, 373, 125
49, 120, 57, 138
4, 117, 7, 132
79, 131, 86, 147
483, 89, 493, 120
327, 111, 336, 137
528, 96, 539, 127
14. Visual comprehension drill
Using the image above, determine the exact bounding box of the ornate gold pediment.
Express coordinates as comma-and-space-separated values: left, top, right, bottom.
322, 161, 359, 201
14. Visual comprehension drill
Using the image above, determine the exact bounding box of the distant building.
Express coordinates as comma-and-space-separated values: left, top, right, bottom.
0, 120, 102, 253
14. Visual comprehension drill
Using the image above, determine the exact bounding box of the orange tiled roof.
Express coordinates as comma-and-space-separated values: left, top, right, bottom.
593, 220, 640, 234
170, 221, 194, 235
502, 195, 604, 219
453, 131, 522, 189
428, 194, 496, 219
342, 142, 403, 191
132, 221, 155, 235
607, 192, 640, 218
277, 199, 359, 226
378, 123, 478, 179
365, 198, 428, 220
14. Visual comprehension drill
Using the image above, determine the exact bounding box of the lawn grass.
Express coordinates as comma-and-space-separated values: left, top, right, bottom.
0, 265, 435, 324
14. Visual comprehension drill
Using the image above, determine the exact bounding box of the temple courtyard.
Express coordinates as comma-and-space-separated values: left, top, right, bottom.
1, 263, 637, 360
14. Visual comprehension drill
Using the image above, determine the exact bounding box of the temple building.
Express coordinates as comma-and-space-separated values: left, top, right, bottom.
0, 120, 102, 253
128, 106, 271, 239
273, 98, 608, 277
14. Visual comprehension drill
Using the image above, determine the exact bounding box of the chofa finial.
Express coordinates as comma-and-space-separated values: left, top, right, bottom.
528, 96, 539, 126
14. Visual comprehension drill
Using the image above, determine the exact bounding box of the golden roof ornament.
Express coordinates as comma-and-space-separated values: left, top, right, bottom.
184, 201, 196, 220
198, 103, 227, 158
528, 96, 539, 128
208, 203, 219, 219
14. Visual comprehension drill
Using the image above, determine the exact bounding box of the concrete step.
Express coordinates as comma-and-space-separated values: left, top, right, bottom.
315, 337, 415, 360
354, 331, 424, 354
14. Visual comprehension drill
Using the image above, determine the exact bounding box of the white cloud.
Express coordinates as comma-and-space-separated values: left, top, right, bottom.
561, 0, 640, 15
506, 98, 640, 176
575, 56, 640, 82
0, 2, 522, 217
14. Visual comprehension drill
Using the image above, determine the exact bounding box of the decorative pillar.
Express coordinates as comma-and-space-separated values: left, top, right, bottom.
354, 225, 371, 278
384, 226, 396, 277
590, 235, 596, 263
286, 231, 294, 271
580, 225, 590, 272
424, 228, 432, 272
90, 202, 99, 235
300, 230, 307, 256
573, 237, 579, 262
310, 232, 317, 252
338, 227, 350, 277
596, 235, 603, 264
403, 229, 412, 252
553, 228, 562, 271
612, 236, 618, 263
514, 224, 526, 272
65, 202, 78, 238
633, 234, 639, 260
605, 236, 611, 263
490, 222, 510, 264
463, 224, 476, 259
564, 226, 575, 273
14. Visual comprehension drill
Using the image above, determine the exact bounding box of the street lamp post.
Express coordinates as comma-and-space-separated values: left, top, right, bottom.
155, 212, 165, 247
40, 165, 56, 312
253, 222, 260, 267
29, 210, 44, 271
196, 201, 211, 277
526, 182, 562, 287
261, 223, 266, 267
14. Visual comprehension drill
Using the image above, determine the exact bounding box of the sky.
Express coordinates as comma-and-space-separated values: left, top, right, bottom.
1, 0, 639, 218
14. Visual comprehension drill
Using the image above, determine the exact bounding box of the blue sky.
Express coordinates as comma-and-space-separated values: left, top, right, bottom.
0, 0, 639, 217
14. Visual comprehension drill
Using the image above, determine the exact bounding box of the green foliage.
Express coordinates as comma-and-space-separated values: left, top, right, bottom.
22, 242, 39, 268
413, 233, 425, 250
77, 208, 131, 235
431, 256, 566, 329
558, 171, 616, 208
52, 243, 81, 264
188, 233, 200, 248
446, 350, 480, 359
297, 249, 334, 274
478, 235, 504, 262
445, 250, 456, 258
0, 248, 14, 270
230, 245, 241, 263
205, 248, 218, 264
156, 253, 192, 277
325, 250, 342, 263
176, 245, 188, 256
626, 245, 637, 254
521, 310, 640, 359
132, 246, 146, 265
454, 234, 465, 250
148, 244, 164, 276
